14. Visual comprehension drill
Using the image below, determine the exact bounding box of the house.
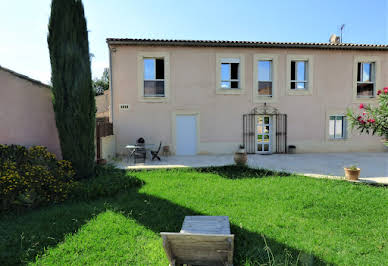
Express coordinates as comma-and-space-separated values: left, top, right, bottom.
0, 66, 61, 157
106, 38, 388, 155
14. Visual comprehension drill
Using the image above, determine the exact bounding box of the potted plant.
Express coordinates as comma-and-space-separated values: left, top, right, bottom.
344, 165, 360, 180
234, 145, 247, 166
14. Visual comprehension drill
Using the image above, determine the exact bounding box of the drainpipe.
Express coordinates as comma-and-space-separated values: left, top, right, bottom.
108, 44, 114, 124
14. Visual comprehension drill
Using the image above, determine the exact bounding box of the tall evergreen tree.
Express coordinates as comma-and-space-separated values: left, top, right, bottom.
47, 0, 96, 178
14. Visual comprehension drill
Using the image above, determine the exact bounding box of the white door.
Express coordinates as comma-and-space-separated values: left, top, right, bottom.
256, 115, 272, 154
176, 115, 197, 155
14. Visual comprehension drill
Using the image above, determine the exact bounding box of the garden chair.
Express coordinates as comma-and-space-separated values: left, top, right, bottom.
151, 141, 162, 161
134, 137, 146, 164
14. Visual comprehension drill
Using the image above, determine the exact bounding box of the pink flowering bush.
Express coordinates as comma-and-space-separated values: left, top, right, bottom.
347, 87, 388, 146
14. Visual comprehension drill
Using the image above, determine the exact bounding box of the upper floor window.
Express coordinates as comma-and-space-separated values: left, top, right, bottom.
258, 60, 272, 96
291, 60, 308, 90
357, 62, 375, 98
144, 58, 164, 97
221, 58, 240, 89
286, 55, 313, 96
329, 115, 346, 139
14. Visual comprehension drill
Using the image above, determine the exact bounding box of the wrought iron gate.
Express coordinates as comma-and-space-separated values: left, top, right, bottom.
243, 105, 287, 154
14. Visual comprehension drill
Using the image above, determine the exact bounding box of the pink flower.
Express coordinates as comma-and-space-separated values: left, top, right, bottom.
384, 87, 388, 94
362, 112, 366, 116
370, 119, 375, 123
357, 116, 362, 121
377, 90, 382, 95
359, 103, 364, 109
360, 120, 366, 124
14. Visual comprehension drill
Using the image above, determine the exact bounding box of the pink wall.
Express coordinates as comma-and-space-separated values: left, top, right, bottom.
110, 45, 388, 154
0, 69, 62, 158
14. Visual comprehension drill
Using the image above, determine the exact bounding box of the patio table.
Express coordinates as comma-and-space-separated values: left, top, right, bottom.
126, 144, 155, 162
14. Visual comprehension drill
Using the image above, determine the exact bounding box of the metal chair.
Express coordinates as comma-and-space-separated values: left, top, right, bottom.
134, 137, 146, 164
134, 146, 146, 164
151, 142, 162, 161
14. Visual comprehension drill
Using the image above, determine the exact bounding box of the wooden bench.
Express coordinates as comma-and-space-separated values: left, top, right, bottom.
161, 216, 234, 266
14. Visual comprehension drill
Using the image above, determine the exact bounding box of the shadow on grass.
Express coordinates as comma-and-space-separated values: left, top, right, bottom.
1, 167, 325, 265
196, 165, 291, 179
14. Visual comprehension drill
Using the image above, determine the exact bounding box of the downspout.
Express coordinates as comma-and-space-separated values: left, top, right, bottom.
108, 44, 114, 124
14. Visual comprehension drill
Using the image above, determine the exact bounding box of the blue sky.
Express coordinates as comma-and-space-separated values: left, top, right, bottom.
0, 0, 386, 83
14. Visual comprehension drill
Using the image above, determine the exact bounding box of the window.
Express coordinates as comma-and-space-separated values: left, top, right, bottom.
286, 55, 313, 95
291, 60, 308, 90
258, 60, 272, 96
143, 58, 164, 97
221, 58, 240, 89
357, 62, 375, 97
329, 116, 346, 139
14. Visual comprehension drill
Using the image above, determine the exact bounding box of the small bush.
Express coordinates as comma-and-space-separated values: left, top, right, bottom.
0, 145, 75, 210
70, 164, 143, 201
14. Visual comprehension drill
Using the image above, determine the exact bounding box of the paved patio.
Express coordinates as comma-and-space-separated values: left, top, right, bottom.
115, 152, 388, 184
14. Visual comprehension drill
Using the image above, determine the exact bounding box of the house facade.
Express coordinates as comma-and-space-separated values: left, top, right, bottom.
107, 38, 388, 155
0, 66, 61, 157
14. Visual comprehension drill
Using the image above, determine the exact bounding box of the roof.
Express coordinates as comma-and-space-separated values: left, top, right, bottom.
0, 65, 50, 89
106, 38, 388, 51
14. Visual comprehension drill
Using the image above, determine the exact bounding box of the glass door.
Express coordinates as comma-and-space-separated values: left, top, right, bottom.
256, 115, 272, 154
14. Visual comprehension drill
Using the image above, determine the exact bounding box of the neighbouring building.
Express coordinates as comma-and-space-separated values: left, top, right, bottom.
106, 38, 388, 155
0, 66, 61, 157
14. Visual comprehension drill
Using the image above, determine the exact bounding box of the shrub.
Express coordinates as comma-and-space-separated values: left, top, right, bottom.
0, 145, 75, 210
70, 165, 143, 201
347, 87, 388, 145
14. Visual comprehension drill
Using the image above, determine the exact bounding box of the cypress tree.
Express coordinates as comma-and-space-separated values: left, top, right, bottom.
47, 0, 96, 178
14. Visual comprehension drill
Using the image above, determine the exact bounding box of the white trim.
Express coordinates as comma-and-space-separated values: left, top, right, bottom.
137, 52, 170, 102
286, 54, 314, 96
216, 53, 245, 95
352, 56, 380, 103
253, 54, 279, 103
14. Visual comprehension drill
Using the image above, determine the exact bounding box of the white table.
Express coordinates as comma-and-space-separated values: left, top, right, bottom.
125, 144, 155, 161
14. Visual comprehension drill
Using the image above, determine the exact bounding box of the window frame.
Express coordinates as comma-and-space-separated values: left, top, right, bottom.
143, 58, 165, 97
253, 54, 278, 103
290, 60, 308, 90
220, 60, 240, 89
286, 55, 314, 96
354, 59, 377, 100
328, 115, 346, 140
137, 52, 170, 102
353, 56, 380, 103
216, 53, 245, 95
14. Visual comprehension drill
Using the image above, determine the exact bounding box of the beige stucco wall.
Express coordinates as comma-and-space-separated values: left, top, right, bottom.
110, 45, 388, 155
96, 90, 110, 118
0, 69, 62, 158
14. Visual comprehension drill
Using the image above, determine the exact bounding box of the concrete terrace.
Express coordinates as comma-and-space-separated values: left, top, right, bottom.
115, 152, 388, 185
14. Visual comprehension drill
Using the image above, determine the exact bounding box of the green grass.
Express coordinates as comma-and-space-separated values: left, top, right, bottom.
1, 166, 388, 265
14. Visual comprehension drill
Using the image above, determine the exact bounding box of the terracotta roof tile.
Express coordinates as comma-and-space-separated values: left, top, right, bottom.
106, 38, 388, 51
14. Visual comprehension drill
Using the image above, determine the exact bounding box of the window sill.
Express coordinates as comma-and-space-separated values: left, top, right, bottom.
138, 96, 168, 103
352, 96, 377, 103
287, 89, 312, 96
216, 88, 244, 95
327, 138, 348, 142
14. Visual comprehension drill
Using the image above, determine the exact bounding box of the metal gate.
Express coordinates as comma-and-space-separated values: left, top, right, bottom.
243, 105, 287, 154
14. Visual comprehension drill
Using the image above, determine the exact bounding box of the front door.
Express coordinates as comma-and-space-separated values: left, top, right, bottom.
256, 115, 272, 154
176, 115, 197, 155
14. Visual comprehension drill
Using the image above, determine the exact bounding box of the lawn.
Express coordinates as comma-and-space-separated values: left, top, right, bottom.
1, 166, 388, 265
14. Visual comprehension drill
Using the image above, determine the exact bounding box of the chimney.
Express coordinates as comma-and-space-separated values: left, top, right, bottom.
329, 34, 340, 44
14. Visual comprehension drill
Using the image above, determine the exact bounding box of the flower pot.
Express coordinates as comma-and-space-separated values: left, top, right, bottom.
344, 167, 360, 180
234, 151, 247, 166
288, 145, 296, 154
